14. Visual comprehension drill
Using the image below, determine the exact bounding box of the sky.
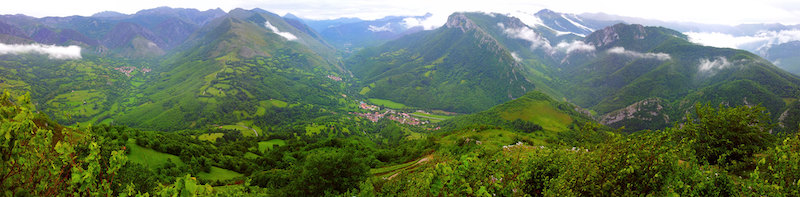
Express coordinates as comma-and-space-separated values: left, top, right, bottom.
2, 0, 800, 26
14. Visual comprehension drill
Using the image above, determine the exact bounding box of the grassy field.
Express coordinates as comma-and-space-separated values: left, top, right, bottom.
197, 166, 243, 181
198, 133, 224, 143
258, 139, 287, 153
500, 101, 573, 132
46, 90, 105, 118
220, 125, 258, 137
269, 99, 288, 107
410, 112, 455, 123
304, 125, 326, 136
783, 98, 797, 105
244, 152, 260, 160
368, 98, 408, 109
126, 139, 185, 169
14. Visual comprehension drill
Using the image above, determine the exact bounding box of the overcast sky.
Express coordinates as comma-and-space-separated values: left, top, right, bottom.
3, 0, 800, 26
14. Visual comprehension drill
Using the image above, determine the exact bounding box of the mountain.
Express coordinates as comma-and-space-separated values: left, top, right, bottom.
346, 12, 575, 113
532, 9, 618, 36
0, 7, 227, 58
0, 7, 348, 131
764, 41, 800, 75
557, 23, 800, 131
316, 14, 430, 51
110, 8, 347, 130
346, 11, 800, 131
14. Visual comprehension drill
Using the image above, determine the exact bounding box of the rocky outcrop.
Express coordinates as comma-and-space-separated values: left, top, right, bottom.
445, 13, 480, 32
600, 98, 669, 125
586, 23, 647, 47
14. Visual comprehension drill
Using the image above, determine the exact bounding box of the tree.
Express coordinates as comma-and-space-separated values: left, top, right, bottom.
679, 104, 776, 165
294, 148, 370, 195
0, 91, 127, 196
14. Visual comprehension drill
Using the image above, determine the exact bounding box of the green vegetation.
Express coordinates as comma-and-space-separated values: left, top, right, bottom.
197, 166, 244, 181
197, 133, 225, 143
346, 14, 538, 113
126, 139, 186, 169
258, 139, 287, 153
3, 8, 800, 197
368, 98, 408, 109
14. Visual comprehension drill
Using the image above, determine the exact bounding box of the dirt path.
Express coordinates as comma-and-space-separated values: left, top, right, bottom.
239, 125, 258, 137
385, 155, 434, 180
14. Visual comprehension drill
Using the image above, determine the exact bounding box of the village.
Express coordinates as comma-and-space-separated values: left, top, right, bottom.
114, 66, 152, 77
350, 101, 430, 126
327, 73, 441, 128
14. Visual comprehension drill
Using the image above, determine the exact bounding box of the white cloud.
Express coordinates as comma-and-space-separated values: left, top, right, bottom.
686, 29, 800, 51
401, 14, 448, 30
498, 23, 552, 51
510, 52, 522, 62
698, 57, 731, 72
0, 43, 81, 59
554, 40, 595, 54
368, 23, 392, 32
264, 21, 298, 41
507, 11, 544, 27
3, 0, 800, 27
607, 47, 670, 60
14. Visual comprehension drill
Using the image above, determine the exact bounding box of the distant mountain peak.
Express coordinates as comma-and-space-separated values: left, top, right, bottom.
445, 13, 479, 32
283, 13, 302, 20
535, 9, 557, 15
586, 23, 645, 47
91, 11, 127, 18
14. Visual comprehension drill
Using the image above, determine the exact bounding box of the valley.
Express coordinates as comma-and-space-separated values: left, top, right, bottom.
1, 5, 800, 196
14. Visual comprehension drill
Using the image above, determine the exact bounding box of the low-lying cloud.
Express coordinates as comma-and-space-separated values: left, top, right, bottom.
401, 14, 447, 30
698, 57, 731, 72
510, 52, 522, 62
607, 47, 671, 61
554, 41, 595, 54
264, 21, 298, 41
0, 43, 81, 59
686, 29, 800, 51
498, 23, 552, 51
368, 23, 392, 32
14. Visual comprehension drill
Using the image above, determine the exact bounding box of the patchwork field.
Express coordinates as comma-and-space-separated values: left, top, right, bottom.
500, 101, 573, 132
258, 139, 287, 153
46, 90, 106, 118
197, 166, 243, 181
368, 98, 408, 109
125, 139, 185, 169
198, 133, 225, 143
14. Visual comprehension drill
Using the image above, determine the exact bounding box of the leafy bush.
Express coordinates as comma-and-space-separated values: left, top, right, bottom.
678, 104, 776, 165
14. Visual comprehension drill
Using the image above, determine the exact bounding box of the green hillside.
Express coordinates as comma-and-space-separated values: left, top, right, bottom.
346, 13, 542, 113
558, 24, 800, 131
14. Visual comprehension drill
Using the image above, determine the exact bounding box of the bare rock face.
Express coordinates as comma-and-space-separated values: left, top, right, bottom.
600, 98, 669, 126
445, 13, 479, 32
586, 23, 647, 47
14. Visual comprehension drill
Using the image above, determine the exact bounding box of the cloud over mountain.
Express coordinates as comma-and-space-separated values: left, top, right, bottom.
264, 21, 298, 40
498, 23, 552, 51
554, 41, 595, 54
0, 43, 82, 59
686, 29, 800, 51
607, 47, 670, 60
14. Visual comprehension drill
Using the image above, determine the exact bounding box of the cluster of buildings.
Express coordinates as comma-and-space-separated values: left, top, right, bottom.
359, 102, 379, 111
351, 109, 430, 126
113, 66, 151, 77
327, 75, 342, 81
387, 112, 427, 125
